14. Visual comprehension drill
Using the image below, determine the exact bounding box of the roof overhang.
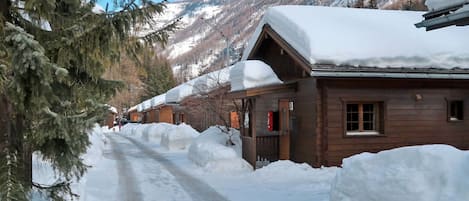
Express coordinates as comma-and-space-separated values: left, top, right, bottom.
416, 2, 469, 31
415, 10, 469, 31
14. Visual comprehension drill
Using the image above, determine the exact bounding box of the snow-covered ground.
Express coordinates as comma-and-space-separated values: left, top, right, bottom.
33, 122, 469, 201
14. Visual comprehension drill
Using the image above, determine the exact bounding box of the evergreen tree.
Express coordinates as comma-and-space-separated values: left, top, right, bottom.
140, 48, 176, 101
0, 0, 177, 200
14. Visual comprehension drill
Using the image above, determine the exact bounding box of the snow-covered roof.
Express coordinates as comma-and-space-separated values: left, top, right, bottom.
127, 105, 138, 113
151, 93, 166, 108
105, 104, 118, 114
137, 103, 144, 112
242, 6, 469, 70
141, 99, 152, 111
166, 66, 233, 104
192, 66, 232, 95
165, 79, 197, 104
230, 60, 283, 92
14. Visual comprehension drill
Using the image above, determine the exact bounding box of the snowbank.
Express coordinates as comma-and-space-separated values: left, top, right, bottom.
243, 6, 469, 69
330, 145, 469, 201
120, 123, 140, 135
188, 126, 252, 173
142, 122, 176, 144
161, 123, 199, 150
230, 60, 283, 92
255, 160, 338, 184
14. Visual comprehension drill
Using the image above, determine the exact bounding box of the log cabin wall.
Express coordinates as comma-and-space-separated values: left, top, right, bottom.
159, 106, 174, 124
321, 78, 469, 166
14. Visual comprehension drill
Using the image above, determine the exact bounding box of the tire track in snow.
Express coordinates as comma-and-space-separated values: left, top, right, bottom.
108, 135, 144, 201
118, 134, 229, 201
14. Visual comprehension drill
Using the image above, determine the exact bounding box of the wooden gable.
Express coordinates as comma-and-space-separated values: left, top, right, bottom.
246, 25, 311, 82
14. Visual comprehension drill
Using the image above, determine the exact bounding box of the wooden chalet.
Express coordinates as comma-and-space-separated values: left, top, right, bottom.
136, 94, 175, 124
231, 6, 469, 168
127, 105, 141, 123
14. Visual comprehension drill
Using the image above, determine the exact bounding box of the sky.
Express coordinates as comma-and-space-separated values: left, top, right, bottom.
97, 0, 175, 11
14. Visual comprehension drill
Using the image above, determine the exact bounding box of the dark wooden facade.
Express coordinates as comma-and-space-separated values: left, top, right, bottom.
235, 24, 469, 168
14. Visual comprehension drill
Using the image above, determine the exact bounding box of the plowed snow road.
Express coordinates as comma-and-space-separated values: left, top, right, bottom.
83, 133, 228, 201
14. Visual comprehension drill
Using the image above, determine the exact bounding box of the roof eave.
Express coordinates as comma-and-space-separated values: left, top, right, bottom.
311, 71, 469, 79
415, 10, 469, 31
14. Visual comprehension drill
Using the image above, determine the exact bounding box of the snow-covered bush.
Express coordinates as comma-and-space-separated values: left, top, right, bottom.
330, 145, 469, 201
161, 123, 199, 150
188, 126, 252, 173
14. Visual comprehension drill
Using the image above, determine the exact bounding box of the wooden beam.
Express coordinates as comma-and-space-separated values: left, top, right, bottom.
227, 83, 297, 99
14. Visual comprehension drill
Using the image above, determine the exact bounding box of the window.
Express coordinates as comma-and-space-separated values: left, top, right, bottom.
448, 100, 464, 121
345, 102, 383, 136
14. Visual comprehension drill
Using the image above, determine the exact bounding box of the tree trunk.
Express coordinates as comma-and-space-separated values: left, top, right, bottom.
0, 0, 12, 22
0, 94, 31, 188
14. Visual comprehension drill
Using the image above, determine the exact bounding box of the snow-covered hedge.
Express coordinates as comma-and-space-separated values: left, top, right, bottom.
188, 126, 252, 173
330, 145, 469, 201
161, 123, 199, 150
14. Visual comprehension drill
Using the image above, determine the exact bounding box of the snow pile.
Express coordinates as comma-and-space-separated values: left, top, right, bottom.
254, 160, 338, 184
142, 123, 176, 144
131, 123, 153, 138
188, 126, 252, 173
425, 0, 467, 10
230, 60, 283, 92
119, 123, 140, 135
243, 6, 469, 69
161, 123, 200, 150
330, 145, 469, 201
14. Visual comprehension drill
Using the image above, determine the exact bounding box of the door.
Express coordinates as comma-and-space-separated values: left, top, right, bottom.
279, 99, 290, 160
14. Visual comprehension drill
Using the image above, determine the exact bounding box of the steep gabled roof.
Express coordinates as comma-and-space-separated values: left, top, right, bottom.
243, 6, 469, 75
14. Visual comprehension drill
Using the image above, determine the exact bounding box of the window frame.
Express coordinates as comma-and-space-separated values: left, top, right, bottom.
446, 99, 464, 122
342, 99, 386, 137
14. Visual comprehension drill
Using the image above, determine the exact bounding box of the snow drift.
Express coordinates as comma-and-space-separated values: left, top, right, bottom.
161, 123, 199, 150
188, 126, 252, 173
330, 145, 469, 201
